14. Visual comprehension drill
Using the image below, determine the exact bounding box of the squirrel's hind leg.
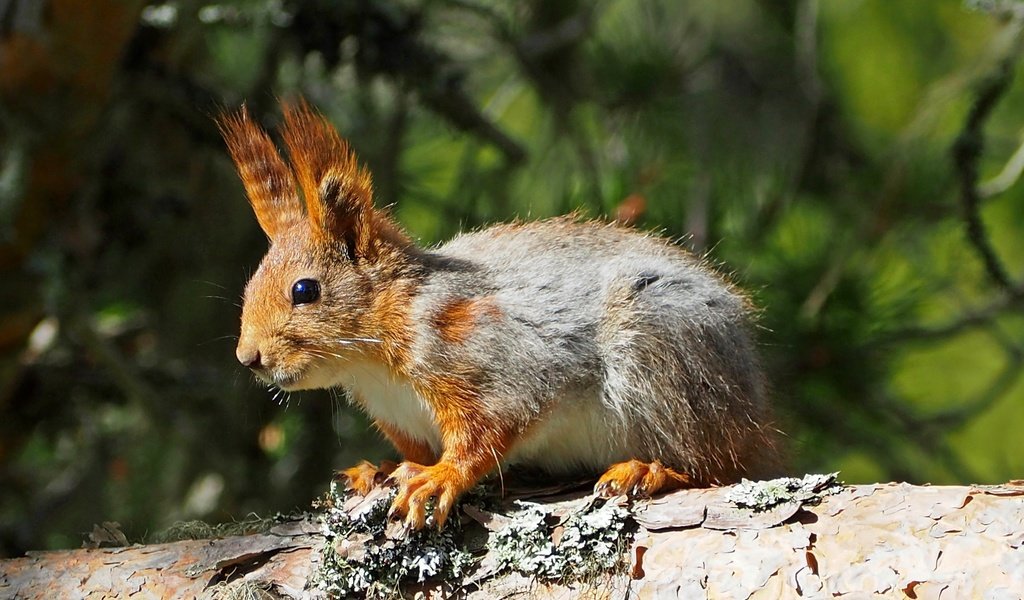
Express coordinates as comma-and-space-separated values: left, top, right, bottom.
594, 459, 696, 498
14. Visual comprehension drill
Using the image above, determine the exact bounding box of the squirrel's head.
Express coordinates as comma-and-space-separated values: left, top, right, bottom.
219, 101, 410, 391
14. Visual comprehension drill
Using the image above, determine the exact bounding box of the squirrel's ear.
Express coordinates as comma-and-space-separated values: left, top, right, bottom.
280, 99, 376, 259
217, 106, 303, 242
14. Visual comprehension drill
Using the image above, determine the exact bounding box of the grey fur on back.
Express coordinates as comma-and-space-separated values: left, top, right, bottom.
407, 218, 778, 483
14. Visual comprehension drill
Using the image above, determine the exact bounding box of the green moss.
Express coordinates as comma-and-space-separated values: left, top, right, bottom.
726, 473, 843, 511
203, 580, 280, 600
150, 514, 286, 544
490, 498, 634, 582
313, 482, 473, 598
312, 482, 636, 597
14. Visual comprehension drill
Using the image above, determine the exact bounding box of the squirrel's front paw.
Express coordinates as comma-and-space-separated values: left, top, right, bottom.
336, 460, 397, 495
387, 462, 466, 529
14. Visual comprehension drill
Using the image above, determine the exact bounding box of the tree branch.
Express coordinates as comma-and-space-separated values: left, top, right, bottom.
874, 292, 1024, 346
952, 55, 1018, 292
3, 482, 1024, 597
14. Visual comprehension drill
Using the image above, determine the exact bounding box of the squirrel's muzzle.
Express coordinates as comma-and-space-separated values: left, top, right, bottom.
236, 346, 262, 369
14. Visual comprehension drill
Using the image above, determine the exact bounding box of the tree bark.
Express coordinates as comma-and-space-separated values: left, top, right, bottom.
2, 481, 1023, 599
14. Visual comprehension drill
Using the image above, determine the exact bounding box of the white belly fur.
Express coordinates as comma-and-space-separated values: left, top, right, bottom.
336, 363, 626, 474
505, 390, 629, 474
337, 360, 443, 455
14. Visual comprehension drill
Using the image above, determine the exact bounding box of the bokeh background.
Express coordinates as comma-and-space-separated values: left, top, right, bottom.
2, 0, 1023, 556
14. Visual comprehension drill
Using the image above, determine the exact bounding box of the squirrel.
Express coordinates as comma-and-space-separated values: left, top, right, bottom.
219, 100, 781, 530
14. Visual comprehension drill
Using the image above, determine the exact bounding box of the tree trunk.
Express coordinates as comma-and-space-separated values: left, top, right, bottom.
2, 481, 1023, 598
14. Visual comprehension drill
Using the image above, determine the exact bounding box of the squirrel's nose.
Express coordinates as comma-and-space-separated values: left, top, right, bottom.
237, 346, 262, 369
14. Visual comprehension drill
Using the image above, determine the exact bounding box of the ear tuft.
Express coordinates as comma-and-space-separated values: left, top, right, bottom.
217, 105, 303, 241
280, 100, 376, 256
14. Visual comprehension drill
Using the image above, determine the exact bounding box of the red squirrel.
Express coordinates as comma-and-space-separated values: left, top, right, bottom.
219, 100, 780, 530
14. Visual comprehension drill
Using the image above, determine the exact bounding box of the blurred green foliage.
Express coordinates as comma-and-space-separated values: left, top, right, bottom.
1, 0, 1024, 555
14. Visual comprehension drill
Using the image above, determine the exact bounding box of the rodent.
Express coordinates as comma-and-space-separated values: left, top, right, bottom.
219, 100, 781, 530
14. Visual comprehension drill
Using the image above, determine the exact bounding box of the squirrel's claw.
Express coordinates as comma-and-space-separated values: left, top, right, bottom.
388, 461, 464, 529
336, 460, 396, 495
595, 459, 693, 498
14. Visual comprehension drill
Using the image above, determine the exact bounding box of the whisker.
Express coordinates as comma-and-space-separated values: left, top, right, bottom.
305, 348, 351, 361
490, 444, 505, 498
194, 279, 231, 291
329, 389, 343, 443
198, 334, 240, 346
331, 337, 383, 345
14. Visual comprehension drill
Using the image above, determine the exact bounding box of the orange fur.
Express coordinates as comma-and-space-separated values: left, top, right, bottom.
374, 419, 437, 466
595, 459, 695, 498
431, 296, 502, 344
365, 279, 417, 371
216, 107, 303, 241
432, 297, 476, 344
338, 460, 397, 495
416, 373, 493, 452
386, 373, 515, 528
279, 100, 376, 255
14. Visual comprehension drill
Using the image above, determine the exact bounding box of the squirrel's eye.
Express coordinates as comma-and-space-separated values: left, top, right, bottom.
291, 279, 321, 305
